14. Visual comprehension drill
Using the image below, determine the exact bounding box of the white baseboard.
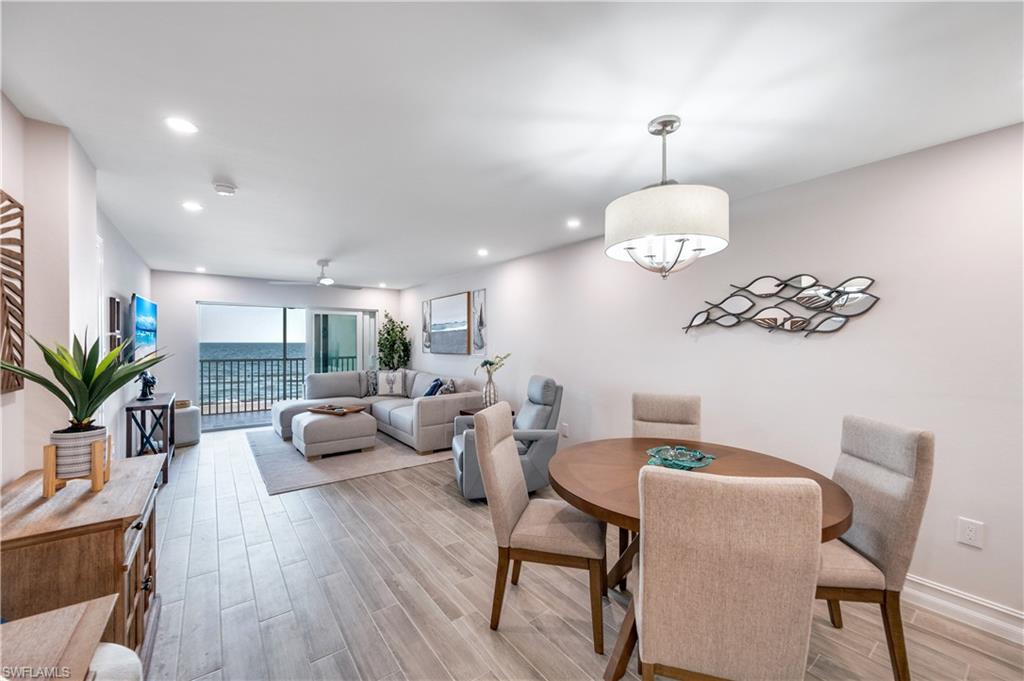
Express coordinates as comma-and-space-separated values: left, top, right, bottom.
903, 574, 1024, 645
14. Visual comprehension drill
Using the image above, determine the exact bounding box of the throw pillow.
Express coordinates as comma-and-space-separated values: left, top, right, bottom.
423, 378, 444, 397
364, 369, 378, 396
378, 369, 405, 396
438, 378, 457, 395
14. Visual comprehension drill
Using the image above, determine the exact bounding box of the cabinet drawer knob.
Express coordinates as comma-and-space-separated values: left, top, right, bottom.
133, 521, 144, 530
142, 576, 153, 591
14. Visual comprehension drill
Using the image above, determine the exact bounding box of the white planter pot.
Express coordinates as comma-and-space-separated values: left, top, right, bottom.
50, 426, 106, 478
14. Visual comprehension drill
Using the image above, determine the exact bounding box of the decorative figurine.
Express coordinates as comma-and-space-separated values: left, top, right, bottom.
136, 370, 158, 401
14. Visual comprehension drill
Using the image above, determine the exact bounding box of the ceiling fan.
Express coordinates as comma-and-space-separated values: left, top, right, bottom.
266, 259, 362, 290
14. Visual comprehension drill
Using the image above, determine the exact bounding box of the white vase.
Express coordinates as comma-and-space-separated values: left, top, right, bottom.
50, 426, 106, 478
482, 377, 498, 408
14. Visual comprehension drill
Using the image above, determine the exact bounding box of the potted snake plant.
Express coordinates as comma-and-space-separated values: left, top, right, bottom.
0, 333, 166, 478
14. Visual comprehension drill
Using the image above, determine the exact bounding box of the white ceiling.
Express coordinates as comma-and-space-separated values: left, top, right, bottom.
3, 2, 1021, 289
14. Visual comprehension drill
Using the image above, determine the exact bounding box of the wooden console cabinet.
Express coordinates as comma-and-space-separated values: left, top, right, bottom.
1, 455, 165, 668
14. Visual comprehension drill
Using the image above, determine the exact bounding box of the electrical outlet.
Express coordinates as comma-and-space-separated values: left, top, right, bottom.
956, 517, 984, 549
559, 422, 569, 438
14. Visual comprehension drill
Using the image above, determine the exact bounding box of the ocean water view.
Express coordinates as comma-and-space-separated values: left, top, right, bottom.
200, 342, 307, 360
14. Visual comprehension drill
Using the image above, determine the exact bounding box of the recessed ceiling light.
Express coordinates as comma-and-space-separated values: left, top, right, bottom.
164, 117, 198, 135
477, 248, 489, 257
195, 266, 206, 273
213, 182, 236, 196
566, 217, 581, 229
182, 200, 203, 212
378, 282, 387, 288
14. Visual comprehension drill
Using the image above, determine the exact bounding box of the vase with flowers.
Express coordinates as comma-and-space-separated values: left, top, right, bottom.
474, 352, 511, 408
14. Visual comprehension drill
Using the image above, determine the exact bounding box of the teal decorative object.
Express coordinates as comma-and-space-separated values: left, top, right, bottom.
646, 445, 715, 470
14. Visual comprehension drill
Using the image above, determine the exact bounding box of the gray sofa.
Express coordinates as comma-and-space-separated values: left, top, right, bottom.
271, 369, 482, 454
452, 375, 563, 499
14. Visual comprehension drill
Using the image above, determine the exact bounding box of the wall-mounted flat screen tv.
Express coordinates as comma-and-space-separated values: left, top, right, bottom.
131, 294, 157, 359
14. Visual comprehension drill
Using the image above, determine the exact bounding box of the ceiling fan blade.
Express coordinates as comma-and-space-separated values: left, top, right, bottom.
328, 283, 364, 290
266, 280, 315, 286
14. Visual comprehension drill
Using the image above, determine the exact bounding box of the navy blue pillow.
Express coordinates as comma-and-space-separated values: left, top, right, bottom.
423, 378, 444, 397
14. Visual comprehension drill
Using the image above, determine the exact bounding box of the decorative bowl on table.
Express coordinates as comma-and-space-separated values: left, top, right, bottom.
646, 445, 716, 470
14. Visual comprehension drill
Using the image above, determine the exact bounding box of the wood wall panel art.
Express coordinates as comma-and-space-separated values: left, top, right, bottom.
1, 190, 25, 392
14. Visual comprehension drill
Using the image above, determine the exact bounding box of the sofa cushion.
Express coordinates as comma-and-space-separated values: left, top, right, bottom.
389, 406, 414, 435
378, 370, 406, 396
372, 398, 413, 425
403, 370, 418, 397
438, 378, 457, 395
306, 371, 362, 399
410, 371, 441, 398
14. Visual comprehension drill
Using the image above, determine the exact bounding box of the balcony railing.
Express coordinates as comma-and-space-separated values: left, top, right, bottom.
199, 356, 357, 415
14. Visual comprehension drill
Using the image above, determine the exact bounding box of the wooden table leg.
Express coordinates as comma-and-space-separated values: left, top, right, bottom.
604, 599, 638, 681
607, 534, 639, 591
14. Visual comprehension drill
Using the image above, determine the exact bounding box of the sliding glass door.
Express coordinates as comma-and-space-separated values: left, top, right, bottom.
197, 304, 377, 431
307, 310, 377, 374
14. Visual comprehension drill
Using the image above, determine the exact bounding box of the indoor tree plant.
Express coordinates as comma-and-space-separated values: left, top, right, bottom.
475, 352, 511, 408
0, 333, 166, 478
378, 312, 411, 370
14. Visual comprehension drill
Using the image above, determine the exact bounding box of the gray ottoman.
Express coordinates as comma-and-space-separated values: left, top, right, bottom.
175, 405, 201, 446
292, 411, 377, 460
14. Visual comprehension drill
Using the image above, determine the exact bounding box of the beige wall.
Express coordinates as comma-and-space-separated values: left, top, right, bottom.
0, 95, 150, 483
400, 125, 1024, 625
1, 94, 27, 480
150, 271, 401, 402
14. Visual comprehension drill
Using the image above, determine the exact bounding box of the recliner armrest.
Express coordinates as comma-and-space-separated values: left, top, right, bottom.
454, 415, 475, 436
512, 429, 559, 443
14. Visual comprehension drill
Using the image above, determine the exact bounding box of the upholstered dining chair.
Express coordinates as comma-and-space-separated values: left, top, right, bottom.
616, 393, 702, 583
473, 401, 608, 653
631, 393, 701, 440
630, 467, 822, 680
818, 415, 934, 681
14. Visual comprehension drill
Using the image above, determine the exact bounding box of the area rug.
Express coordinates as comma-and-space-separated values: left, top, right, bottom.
246, 428, 453, 495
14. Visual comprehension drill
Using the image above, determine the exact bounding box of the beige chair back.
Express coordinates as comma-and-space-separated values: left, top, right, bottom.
637, 467, 821, 680
632, 393, 701, 440
474, 401, 529, 548
834, 415, 934, 591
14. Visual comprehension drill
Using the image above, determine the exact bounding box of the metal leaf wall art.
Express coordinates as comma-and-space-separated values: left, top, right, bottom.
685, 274, 878, 337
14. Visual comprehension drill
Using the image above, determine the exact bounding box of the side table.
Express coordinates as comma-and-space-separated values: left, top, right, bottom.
125, 391, 176, 484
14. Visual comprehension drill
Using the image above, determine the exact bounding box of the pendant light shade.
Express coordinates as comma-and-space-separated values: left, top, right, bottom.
604, 115, 729, 278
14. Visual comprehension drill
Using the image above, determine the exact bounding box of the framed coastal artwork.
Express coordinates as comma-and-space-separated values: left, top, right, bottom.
421, 289, 487, 355
471, 289, 486, 356
427, 291, 470, 354
421, 300, 431, 351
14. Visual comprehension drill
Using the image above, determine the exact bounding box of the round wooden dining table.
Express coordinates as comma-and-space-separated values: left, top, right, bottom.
547, 437, 854, 681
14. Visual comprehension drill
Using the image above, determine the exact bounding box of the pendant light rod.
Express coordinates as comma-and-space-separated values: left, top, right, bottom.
648, 114, 681, 186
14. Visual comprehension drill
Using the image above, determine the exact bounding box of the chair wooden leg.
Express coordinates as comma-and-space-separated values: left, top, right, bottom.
641, 662, 655, 681
490, 548, 511, 630
511, 559, 522, 585
588, 559, 605, 654
619, 527, 629, 556
603, 600, 637, 681
827, 599, 843, 628
880, 591, 910, 681
600, 556, 608, 598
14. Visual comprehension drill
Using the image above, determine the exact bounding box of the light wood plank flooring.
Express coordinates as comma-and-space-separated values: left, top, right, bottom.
150, 429, 1023, 681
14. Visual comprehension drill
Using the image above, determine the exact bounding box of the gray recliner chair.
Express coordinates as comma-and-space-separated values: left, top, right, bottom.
452, 375, 563, 500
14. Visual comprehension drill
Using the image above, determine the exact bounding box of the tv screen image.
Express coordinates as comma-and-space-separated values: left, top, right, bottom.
132, 294, 157, 359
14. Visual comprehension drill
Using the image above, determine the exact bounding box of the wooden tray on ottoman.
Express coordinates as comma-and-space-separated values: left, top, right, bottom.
308, 404, 367, 417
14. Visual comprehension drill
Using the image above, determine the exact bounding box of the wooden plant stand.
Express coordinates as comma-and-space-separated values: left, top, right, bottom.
42, 435, 112, 498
